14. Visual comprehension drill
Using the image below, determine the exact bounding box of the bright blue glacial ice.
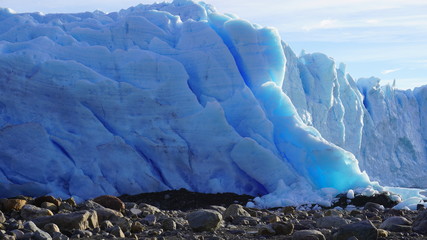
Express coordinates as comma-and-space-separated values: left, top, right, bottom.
0, 1, 425, 207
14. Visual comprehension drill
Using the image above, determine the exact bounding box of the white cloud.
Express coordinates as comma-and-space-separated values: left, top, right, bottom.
381, 68, 402, 75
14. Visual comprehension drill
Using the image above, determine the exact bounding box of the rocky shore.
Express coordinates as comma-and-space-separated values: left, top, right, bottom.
0, 189, 426, 240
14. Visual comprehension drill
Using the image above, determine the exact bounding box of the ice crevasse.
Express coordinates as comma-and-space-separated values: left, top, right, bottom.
0, 0, 421, 207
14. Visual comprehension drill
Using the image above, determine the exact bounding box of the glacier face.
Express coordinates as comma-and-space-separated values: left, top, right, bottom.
282, 47, 427, 188
0, 0, 424, 205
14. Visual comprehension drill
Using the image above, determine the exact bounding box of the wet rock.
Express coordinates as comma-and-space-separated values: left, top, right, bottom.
20, 205, 54, 220
187, 209, 222, 232
93, 195, 125, 212
292, 229, 326, 240
379, 216, 411, 232
412, 210, 427, 234
316, 216, 349, 229
333, 220, 378, 240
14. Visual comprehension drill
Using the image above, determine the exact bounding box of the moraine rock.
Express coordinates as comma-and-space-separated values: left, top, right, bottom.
138, 203, 161, 215
412, 210, 427, 234
364, 202, 384, 212
316, 216, 350, 229
24, 221, 52, 240
109, 225, 125, 238
94, 207, 124, 223
10, 229, 24, 239
161, 218, 177, 231
51, 232, 69, 240
258, 224, 275, 236
223, 204, 251, 221
43, 223, 61, 235
21, 205, 54, 220
187, 209, 222, 232
93, 195, 125, 212
1, 199, 27, 211
379, 216, 412, 232
332, 220, 378, 240
41, 202, 58, 212
0, 211, 5, 223
32, 210, 98, 232
34, 196, 61, 207
271, 222, 294, 235
131, 221, 145, 233
100, 220, 114, 230
292, 229, 326, 240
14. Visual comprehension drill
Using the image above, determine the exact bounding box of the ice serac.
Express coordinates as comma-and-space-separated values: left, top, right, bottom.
0, 0, 416, 206
282, 47, 427, 188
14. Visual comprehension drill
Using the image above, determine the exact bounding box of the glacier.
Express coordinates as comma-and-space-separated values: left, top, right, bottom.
0, 0, 425, 207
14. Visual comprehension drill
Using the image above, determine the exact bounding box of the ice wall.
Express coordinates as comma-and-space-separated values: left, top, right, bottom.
0, 0, 421, 205
282, 47, 427, 188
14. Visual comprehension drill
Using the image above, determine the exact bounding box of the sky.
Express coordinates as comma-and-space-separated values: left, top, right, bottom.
1, 0, 426, 89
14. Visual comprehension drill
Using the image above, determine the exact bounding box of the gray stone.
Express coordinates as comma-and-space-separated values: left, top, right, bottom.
138, 203, 161, 215
142, 214, 156, 225
271, 222, 294, 235
292, 230, 326, 240
51, 232, 69, 240
379, 216, 411, 232
41, 202, 58, 212
130, 221, 144, 233
100, 220, 114, 230
109, 226, 125, 238
258, 225, 275, 236
413, 209, 427, 234
95, 208, 124, 223
0, 211, 5, 223
187, 209, 222, 232
162, 218, 176, 231
316, 216, 350, 228
32, 210, 98, 232
43, 223, 60, 235
24, 221, 52, 240
223, 204, 251, 220
333, 220, 378, 240
364, 202, 384, 212
77, 200, 104, 210
21, 205, 53, 220
58, 203, 73, 212
10, 229, 24, 239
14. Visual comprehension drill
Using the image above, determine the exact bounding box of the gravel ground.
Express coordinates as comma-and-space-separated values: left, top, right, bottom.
0, 189, 426, 240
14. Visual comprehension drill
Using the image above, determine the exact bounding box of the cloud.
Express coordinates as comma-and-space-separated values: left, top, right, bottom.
381, 68, 401, 75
